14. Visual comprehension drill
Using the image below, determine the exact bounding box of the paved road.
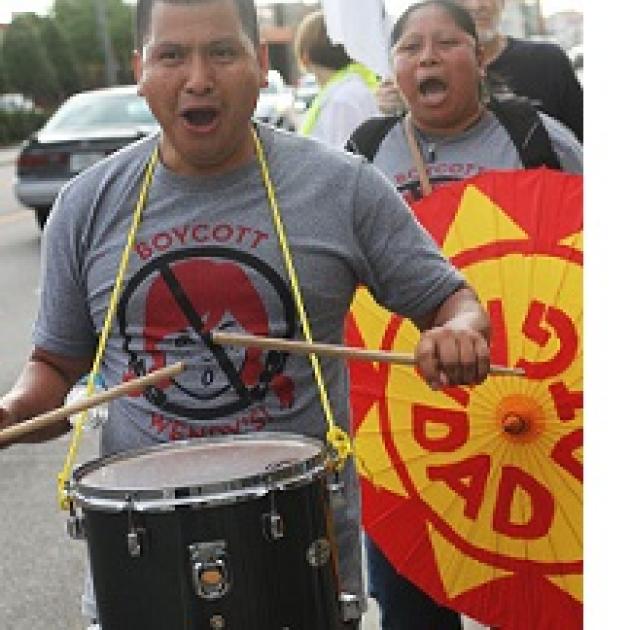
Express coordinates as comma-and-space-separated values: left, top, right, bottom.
0, 206, 100, 630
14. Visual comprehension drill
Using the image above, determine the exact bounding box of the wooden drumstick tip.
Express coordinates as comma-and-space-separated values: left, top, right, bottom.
0, 361, 187, 445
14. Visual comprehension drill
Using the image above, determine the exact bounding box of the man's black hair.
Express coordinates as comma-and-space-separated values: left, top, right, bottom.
390, 0, 478, 48
135, 0, 260, 49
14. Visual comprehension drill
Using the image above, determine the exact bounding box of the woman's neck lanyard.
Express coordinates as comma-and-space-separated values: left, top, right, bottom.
403, 113, 433, 198
58, 126, 351, 510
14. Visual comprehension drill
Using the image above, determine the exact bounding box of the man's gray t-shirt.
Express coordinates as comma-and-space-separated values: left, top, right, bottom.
34, 124, 464, 602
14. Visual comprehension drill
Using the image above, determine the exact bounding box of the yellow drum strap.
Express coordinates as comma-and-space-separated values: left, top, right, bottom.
56, 146, 159, 510
251, 128, 352, 468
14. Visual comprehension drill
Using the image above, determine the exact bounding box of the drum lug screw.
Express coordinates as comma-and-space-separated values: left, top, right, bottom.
209, 615, 226, 629
262, 491, 284, 540
339, 592, 361, 622
127, 529, 145, 558
327, 472, 346, 509
66, 503, 85, 540
262, 511, 285, 541
306, 538, 332, 567
125, 496, 146, 558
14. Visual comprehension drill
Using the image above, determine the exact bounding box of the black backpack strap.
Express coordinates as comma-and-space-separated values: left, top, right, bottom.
489, 97, 562, 170
345, 115, 401, 162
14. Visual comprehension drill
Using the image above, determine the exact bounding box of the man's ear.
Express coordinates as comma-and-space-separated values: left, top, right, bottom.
257, 42, 270, 87
133, 49, 144, 93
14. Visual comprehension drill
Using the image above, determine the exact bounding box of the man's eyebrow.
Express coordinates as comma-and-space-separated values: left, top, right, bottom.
146, 39, 190, 48
146, 36, 244, 50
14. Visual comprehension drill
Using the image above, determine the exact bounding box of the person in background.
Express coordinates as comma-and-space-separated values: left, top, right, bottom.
456, 0, 583, 142
346, 1, 582, 628
294, 10, 381, 148
0, 1, 493, 628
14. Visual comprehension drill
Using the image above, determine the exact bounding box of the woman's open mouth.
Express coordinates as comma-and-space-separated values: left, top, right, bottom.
417, 77, 448, 105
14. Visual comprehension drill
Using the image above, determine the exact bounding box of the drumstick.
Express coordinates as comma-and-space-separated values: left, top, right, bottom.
211, 332, 525, 377
0, 361, 186, 445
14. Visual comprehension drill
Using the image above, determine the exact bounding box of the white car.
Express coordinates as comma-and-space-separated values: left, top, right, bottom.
253, 69, 297, 131
14, 85, 158, 228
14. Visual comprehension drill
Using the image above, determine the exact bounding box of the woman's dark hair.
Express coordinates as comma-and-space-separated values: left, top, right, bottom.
294, 10, 353, 71
135, 0, 260, 49
390, 0, 478, 48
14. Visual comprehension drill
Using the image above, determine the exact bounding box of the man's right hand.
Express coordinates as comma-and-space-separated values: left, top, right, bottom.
0, 405, 17, 431
0, 347, 92, 447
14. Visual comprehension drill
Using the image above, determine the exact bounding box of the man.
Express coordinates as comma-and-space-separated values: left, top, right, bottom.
0, 1, 491, 628
456, 0, 583, 142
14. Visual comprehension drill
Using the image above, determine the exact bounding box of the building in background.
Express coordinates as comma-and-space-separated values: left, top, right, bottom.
256, 0, 582, 85
501, 0, 583, 49
501, 0, 526, 38
544, 10, 583, 50
258, 2, 318, 84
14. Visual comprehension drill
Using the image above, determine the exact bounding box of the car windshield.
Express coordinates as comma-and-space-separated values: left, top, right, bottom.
45, 91, 156, 132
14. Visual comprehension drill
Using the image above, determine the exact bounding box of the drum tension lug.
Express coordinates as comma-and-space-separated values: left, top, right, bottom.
66, 501, 85, 540
262, 491, 284, 541
125, 496, 146, 558
339, 592, 361, 622
327, 471, 346, 509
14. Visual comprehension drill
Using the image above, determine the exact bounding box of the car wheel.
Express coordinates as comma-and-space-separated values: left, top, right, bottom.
34, 207, 51, 230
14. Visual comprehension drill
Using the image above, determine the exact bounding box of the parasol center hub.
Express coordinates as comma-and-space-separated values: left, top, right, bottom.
502, 413, 529, 435
495, 394, 545, 441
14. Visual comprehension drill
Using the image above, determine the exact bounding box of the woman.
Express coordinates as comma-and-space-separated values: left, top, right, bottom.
347, 2, 582, 629
348, 1, 581, 206
294, 10, 380, 148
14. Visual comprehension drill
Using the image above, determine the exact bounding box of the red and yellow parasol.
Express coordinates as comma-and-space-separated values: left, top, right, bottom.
347, 169, 583, 629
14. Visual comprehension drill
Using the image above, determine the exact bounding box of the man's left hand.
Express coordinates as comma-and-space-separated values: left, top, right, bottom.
414, 324, 490, 390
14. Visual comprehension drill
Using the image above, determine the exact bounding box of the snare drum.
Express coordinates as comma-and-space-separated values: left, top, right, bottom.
69, 433, 342, 630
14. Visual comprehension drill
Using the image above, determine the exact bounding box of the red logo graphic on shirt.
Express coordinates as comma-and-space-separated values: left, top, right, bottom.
118, 246, 296, 423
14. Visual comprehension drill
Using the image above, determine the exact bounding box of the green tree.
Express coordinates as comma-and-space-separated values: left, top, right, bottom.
107, 0, 135, 84
2, 15, 61, 107
53, 0, 135, 88
0, 48, 9, 94
39, 17, 81, 98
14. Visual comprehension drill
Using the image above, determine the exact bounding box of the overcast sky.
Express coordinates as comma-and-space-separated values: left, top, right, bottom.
0, 0, 584, 24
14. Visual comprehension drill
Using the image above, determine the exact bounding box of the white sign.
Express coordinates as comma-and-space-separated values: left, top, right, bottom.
320, 0, 392, 78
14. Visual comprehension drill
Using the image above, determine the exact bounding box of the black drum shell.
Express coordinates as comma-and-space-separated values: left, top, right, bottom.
81, 458, 340, 629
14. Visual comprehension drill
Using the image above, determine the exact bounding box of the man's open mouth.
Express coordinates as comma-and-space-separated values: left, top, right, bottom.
418, 77, 448, 97
181, 107, 219, 127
